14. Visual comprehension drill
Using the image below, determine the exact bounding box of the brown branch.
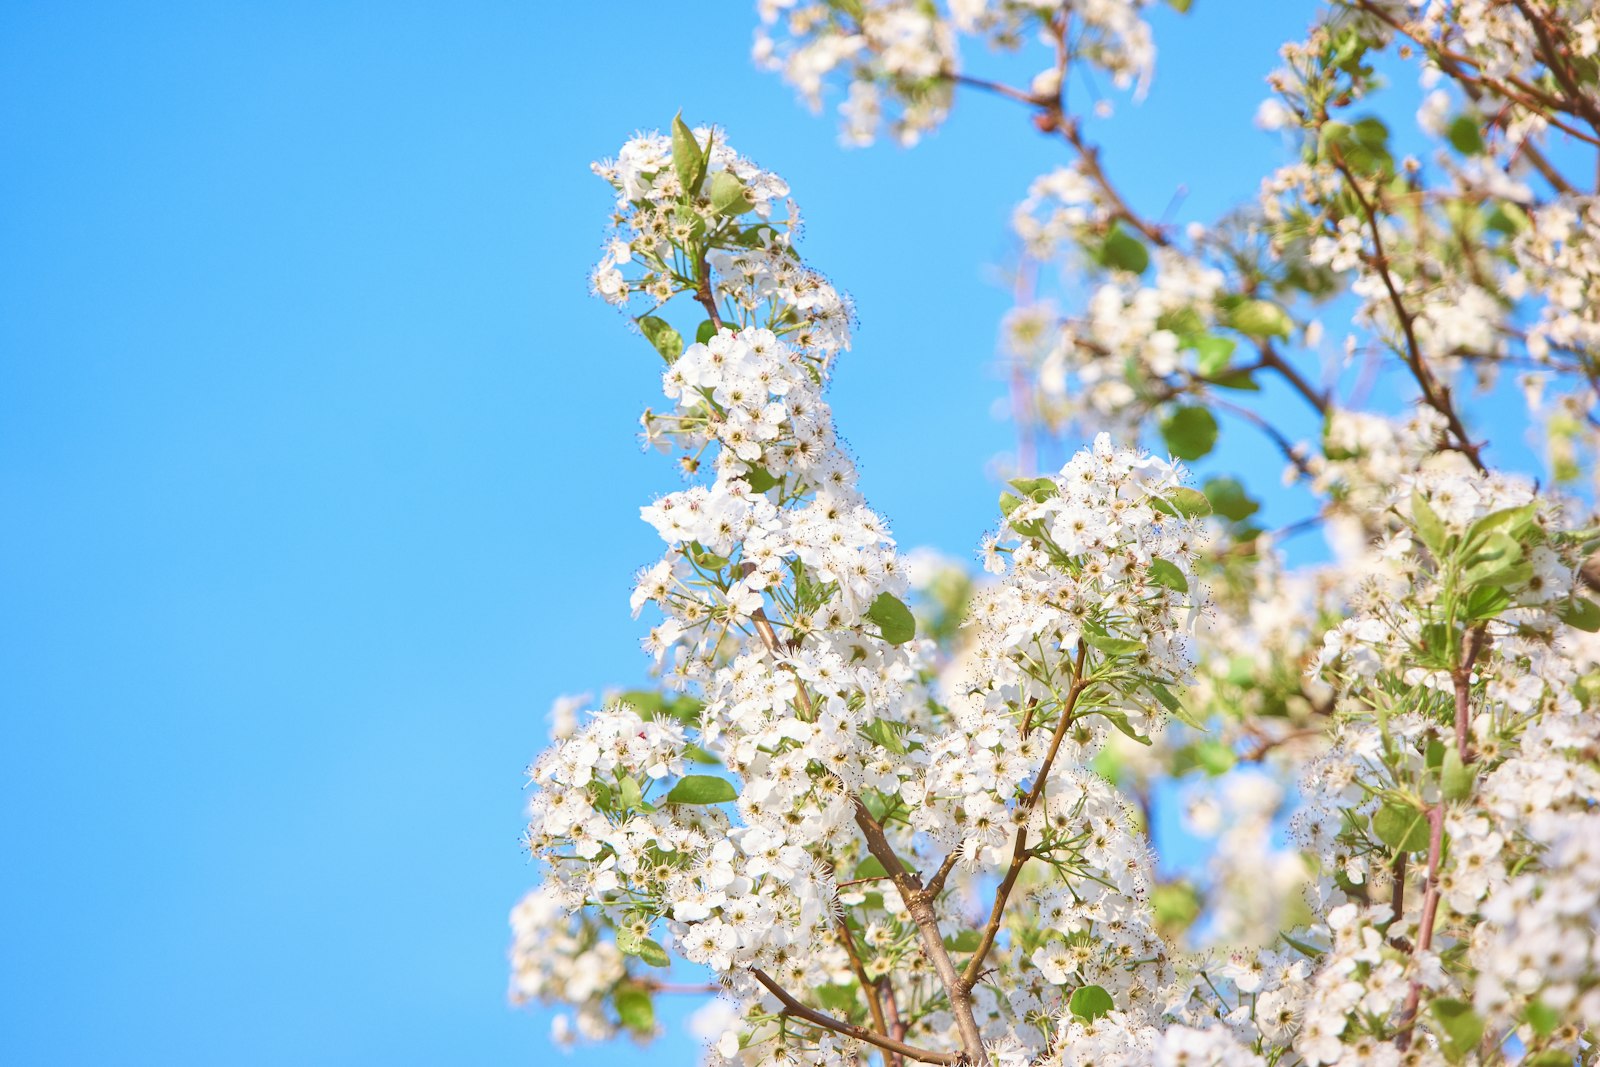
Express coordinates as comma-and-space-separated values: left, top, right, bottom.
851, 800, 987, 1061
1329, 152, 1486, 471
693, 243, 723, 331
1454, 626, 1486, 763
1395, 804, 1446, 1049
835, 916, 891, 1051
750, 969, 958, 1065
1259, 342, 1330, 415
960, 644, 1089, 992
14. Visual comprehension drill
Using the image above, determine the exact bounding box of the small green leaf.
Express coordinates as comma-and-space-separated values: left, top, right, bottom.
1148, 558, 1189, 593
664, 774, 737, 805
688, 543, 730, 571
1524, 999, 1560, 1037
1441, 745, 1476, 802
1097, 224, 1150, 274
1227, 299, 1292, 340
1192, 334, 1237, 377
868, 592, 917, 646
707, 170, 754, 216
695, 320, 717, 344
1463, 503, 1537, 549
1084, 630, 1141, 656
1557, 596, 1600, 632
999, 491, 1023, 517
1372, 799, 1431, 852
638, 316, 684, 363
617, 928, 670, 968
1069, 984, 1115, 1021
853, 856, 888, 880
671, 112, 706, 196
1446, 114, 1485, 155
618, 775, 644, 811
1411, 490, 1448, 556
1165, 0, 1193, 11
614, 982, 655, 1034
1209, 368, 1260, 391
1163, 487, 1213, 519
1149, 681, 1204, 730
862, 717, 908, 754
1203, 477, 1259, 523
683, 742, 720, 765
744, 467, 780, 493
1008, 476, 1057, 501
1160, 406, 1219, 461
1092, 707, 1153, 746
1430, 997, 1483, 1063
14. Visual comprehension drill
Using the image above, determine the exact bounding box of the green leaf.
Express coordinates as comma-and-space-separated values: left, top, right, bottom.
696, 319, 717, 344
1429, 997, 1483, 1063
1084, 629, 1141, 656
1192, 334, 1237, 377
1281, 932, 1323, 958
1148, 558, 1189, 593
614, 983, 655, 1034
1209, 368, 1260, 391
1463, 503, 1537, 549
1008, 476, 1057, 501
688, 542, 730, 571
862, 717, 908, 754
1069, 984, 1115, 1022
1092, 707, 1154, 746
707, 170, 754, 216
744, 466, 780, 493
1446, 114, 1485, 155
999, 491, 1023, 517
671, 112, 706, 196
1227, 299, 1292, 340
1203, 478, 1260, 523
1411, 490, 1448, 556
638, 316, 684, 363
1441, 745, 1476, 802
1149, 681, 1205, 730
868, 592, 916, 646
683, 742, 720, 764
1524, 999, 1560, 1037
618, 775, 644, 811
1372, 799, 1431, 852
1463, 582, 1512, 621
617, 927, 670, 968
1165, 0, 1193, 10
1097, 224, 1150, 274
664, 774, 737, 805
1164, 487, 1213, 519
1557, 596, 1600, 632
853, 856, 888, 880
1160, 406, 1219, 461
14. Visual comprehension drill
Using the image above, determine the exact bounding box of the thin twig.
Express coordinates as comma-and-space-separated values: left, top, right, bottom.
750, 969, 958, 1065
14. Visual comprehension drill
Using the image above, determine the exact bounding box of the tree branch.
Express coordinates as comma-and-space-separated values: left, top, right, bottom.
750, 969, 958, 1065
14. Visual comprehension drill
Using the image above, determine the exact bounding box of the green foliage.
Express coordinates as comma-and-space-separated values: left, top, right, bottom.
1372, 799, 1430, 853
1069, 984, 1114, 1021
664, 774, 737, 805
868, 592, 917, 645
1160, 406, 1219, 461
614, 982, 655, 1035
638, 315, 683, 363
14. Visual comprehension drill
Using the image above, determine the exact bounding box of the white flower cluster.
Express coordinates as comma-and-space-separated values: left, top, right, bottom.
590, 126, 852, 362
755, 1, 1156, 147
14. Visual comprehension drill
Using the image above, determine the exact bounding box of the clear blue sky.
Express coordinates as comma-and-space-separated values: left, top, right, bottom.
2, 3, 1532, 1064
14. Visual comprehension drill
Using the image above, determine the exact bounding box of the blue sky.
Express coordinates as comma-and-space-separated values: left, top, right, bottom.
0, 3, 1543, 1064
